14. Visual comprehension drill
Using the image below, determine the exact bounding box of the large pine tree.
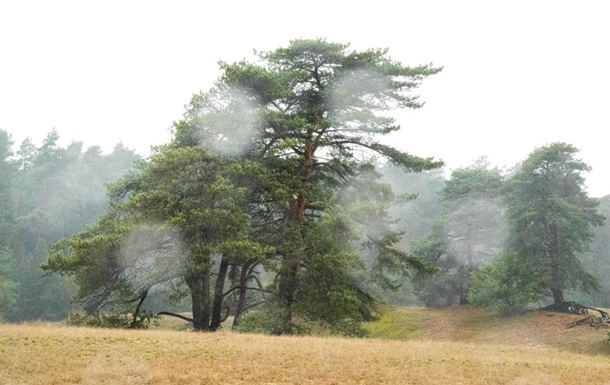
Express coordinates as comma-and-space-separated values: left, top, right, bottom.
179, 39, 443, 333
504, 142, 604, 306
46, 39, 443, 334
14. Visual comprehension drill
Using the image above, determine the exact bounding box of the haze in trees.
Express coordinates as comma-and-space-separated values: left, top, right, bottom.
470, 143, 605, 313
0, 128, 140, 321
44, 39, 443, 335
0, 130, 17, 316
579, 194, 610, 307
9, 41, 608, 330
180, 38, 443, 334
506, 143, 604, 307
411, 159, 506, 307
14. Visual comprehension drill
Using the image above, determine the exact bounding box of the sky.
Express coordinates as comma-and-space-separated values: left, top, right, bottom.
1, 1, 609, 196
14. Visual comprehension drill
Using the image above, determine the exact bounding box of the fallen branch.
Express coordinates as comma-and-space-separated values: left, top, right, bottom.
567, 316, 610, 329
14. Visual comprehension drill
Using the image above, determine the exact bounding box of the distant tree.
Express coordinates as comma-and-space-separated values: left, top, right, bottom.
437, 159, 506, 291
8, 130, 72, 321
382, 165, 445, 249
16, 137, 36, 171
0, 247, 17, 317
0, 130, 18, 316
504, 143, 604, 307
412, 160, 506, 307
579, 194, 610, 307
366, 166, 444, 306
0, 130, 16, 236
469, 252, 545, 314
5, 130, 140, 322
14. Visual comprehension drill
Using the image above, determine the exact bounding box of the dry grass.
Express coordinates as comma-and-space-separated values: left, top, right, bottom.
378, 306, 610, 355
1, 308, 609, 385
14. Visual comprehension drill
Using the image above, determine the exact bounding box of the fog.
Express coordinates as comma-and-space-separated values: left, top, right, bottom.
119, 222, 187, 291
1, 4, 609, 384
193, 87, 263, 157
2, 1, 610, 196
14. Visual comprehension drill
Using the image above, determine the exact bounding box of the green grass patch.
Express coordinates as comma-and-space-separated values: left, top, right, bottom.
365, 305, 423, 340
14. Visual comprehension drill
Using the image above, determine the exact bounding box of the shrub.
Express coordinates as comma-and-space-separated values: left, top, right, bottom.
67, 310, 159, 329
233, 309, 288, 335
469, 253, 545, 315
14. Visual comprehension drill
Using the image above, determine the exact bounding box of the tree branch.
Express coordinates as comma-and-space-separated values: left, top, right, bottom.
157, 312, 194, 323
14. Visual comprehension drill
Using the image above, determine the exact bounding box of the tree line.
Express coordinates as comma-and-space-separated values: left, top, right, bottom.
389, 147, 609, 315
0, 128, 140, 322
1, 39, 608, 334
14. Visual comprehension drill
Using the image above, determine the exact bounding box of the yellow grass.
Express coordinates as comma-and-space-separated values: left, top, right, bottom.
1, 307, 609, 385
367, 306, 610, 355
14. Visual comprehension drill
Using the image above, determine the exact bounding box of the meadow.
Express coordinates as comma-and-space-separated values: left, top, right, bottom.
1, 306, 609, 385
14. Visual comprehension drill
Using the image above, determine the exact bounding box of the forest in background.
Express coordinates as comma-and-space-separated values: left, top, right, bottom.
2, 128, 609, 325
1, 40, 609, 335
0, 128, 140, 321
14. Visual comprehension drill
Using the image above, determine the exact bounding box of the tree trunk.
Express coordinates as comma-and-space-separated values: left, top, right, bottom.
210, 256, 229, 331
275, 214, 305, 335
274, 265, 297, 335
551, 288, 564, 305
186, 274, 206, 331
459, 230, 476, 305
274, 129, 315, 334
549, 224, 564, 306
459, 289, 470, 305
232, 263, 250, 329
201, 261, 211, 329
130, 288, 149, 329
186, 252, 212, 332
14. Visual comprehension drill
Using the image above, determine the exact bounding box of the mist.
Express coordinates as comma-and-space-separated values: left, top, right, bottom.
194, 87, 263, 157
0, 129, 140, 321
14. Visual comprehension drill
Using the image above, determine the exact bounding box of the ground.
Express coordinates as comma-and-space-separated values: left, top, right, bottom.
367, 305, 610, 354
0, 306, 609, 384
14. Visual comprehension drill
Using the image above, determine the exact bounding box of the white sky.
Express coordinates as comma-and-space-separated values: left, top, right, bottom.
1, 1, 609, 196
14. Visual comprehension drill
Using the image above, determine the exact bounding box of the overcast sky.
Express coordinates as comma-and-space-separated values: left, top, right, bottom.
1, 1, 609, 196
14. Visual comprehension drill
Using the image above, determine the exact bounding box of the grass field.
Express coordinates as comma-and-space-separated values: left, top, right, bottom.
1, 306, 609, 384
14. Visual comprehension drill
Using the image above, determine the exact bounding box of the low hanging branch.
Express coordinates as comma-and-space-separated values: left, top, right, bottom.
157, 311, 194, 323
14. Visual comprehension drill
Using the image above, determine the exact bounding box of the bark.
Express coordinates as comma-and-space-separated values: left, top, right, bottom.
459, 289, 469, 305
274, 266, 297, 335
186, 274, 206, 331
210, 256, 229, 331
551, 288, 565, 305
130, 288, 149, 329
186, 258, 211, 332
275, 127, 315, 334
549, 224, 563, 305
201, 262, 211, 329
274, 211, 303, 334
232, 263, 250, 329
276, 208, 303, 334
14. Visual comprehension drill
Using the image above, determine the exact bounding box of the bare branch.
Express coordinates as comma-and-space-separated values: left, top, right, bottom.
157, 311, 194, 323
